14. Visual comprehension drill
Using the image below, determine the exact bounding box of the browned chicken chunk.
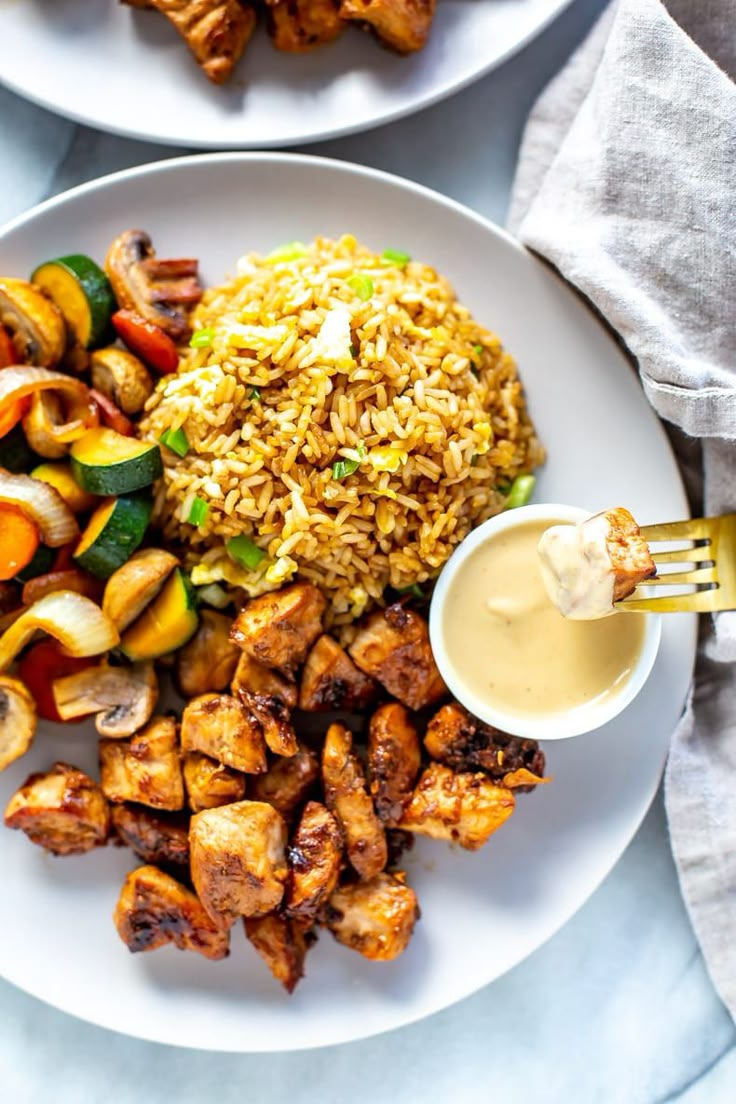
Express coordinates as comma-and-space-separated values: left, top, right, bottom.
322, 723, 387, 880
604, 507, 657, 601
339, 0, 435, 53
267, 0, 345, 52
399, 763, 515, 851
241, 692, 298, 758
183, 751, 246, 812
299, 634, 378, 712
190, 800, 288, 926
284, 801, 343, 924
424, 703, 546, 786
231, 582, 326, 675
244, 913, 309, 993
367, 702, 421, 825
111, 803, 190, 867
114, 865, 229, 960
326, 872, 419, 960
349, 604, 446, 711
99, 715, 184, 811
127, 0, 257, 84
176, 610, 240, 698
231, 651, 297, 708
4, 762, 109, 855
250, 742, 320, 819
181, 693, 267, 774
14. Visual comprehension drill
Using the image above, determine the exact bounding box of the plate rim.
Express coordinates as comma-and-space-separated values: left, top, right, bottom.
0, 151, 698, 1051
0, 0, 576, 148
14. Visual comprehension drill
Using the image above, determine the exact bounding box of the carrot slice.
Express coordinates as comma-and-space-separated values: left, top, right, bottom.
0, 396, 31, 439
0, 325, 17, 368
112, 310, 179, 375
17, 639, 95, 722
0, 503, 39, 580
89, 388, 134, 436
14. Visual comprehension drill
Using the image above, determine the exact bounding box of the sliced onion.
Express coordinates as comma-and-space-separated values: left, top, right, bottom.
22, 392, 71, 458
0, 366, 98, 444
0, 470, 79, 547
0, 591, 119, 672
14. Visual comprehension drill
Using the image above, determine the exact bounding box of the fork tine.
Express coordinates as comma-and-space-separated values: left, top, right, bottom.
641, 566, 718, 586
616, 588, 723, 614
651, 544, 714, 565
641, 518, 715, 542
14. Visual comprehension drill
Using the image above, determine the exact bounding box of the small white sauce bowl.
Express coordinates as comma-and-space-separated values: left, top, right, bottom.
429, 503, 662, 741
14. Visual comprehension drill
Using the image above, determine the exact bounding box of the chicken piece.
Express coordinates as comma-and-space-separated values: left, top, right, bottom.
114, 865, 229, 960
367, 703, 421, 825
250, 742, 319, 820
424, 702, 546, 786
244, 913, 309, 993
538, 506, 656, 619
230, 582, 326, 676
326, 872, 419, 961
127, 0, 257, 85
241, 692, 298, 758
99, 715, 185, 811
175, 610, 240, 698
322, 723, 387, 880
284, 801, 343, 924
267, 0, 345, 53
339, 0, 435, 53
190, 800, 288, 926
348, 604, 446, 711
4, 762, 109, 855
111, 803, 190, 867
298, 634, 378, 713
231, 651, 297, 708
180, 693, 267, 774
399, 763, 515, 851
183, 751, 246, 812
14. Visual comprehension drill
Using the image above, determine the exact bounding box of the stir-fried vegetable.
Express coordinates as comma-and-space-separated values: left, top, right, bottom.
332, 458, 360, 480
189, 328, 214, 349
31, 255, 116, 350
112, 310, 179, 376
381, 248, 411, 267
265, 242, 307, 264
226, 534, 265, 570
188, 497, 209, 527
74, 493, 153, 579
31, 462, 96, 514
505, 474, 536, 510
0, 676, 37, 770
0, 469, 79, 547
90, 346, 153, 415
0, 325, 16, 368
0, 504, 39, 580
89, 389, 134, 437
17, 640, 95, 723
22, 569, 101, 608
0, 278, 66, 367
160, 426, 189, 458
0, 366, 99, 447
120, 568, 198, 662
0, 590, 119, 672
346, 274, 373, 301
70, 427, 162, 496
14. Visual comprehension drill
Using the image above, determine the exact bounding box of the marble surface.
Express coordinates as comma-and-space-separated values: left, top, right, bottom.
0, 0, 734, 1098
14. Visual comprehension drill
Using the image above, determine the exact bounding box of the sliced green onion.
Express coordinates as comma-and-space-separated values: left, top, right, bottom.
187, 497, 209, 527
190, 328, 214, 349
470, 365, 480, 380
347, 274, 374, 301
250, 387, 261, 401
356, 441, 367, 459
470, 454, 480, 467
505, 475, 536, 510
382, 248, 411, 267
473, 344, 484, 357
396, 583, 424, 599
196, 583, 231, 610
332, 458, 360, 480
350, 343, 359, 358
226, 534, 266, 570
266, 241, 308, 264
159, 426, 189, 458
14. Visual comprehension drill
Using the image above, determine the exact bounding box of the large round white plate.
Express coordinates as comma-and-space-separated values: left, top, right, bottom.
0, 153, 696, 1052
0, 0, 574, 148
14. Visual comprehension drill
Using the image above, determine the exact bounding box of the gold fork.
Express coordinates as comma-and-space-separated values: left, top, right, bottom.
615, 514, 736, 613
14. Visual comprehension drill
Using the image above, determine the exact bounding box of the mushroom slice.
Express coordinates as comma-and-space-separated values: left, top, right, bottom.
0, 676, 37, 772
105, 230, 202, 341
102, 549, 179, 633
175, 610, 240, 698
114, 865, 230, 960
99, 715, 184, 810
53, 661, 158, 737
326, 872, 419, 961
0, 277, 66, 367
244, 913, 310, 994
4, 762, 109, 855
90, 346, 153, 415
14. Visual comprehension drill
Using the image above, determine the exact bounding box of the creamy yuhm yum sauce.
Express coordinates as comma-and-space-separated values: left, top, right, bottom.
442, 519, 646, 718
537, 513, 616, 620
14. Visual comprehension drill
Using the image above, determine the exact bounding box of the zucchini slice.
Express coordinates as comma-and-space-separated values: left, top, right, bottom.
31, 255, 116, 350
120, 568, 198, 661
70, 428, 162, 496
74, 493, 152, 579
0, 424, 36, 474
32, 462, 97, 514
14, 544, 55, 583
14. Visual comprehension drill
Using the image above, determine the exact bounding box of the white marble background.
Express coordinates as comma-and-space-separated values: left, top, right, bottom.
1, 1, 735, 1099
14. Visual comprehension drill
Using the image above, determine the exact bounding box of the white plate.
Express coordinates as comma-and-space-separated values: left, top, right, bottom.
0, 153, 696, 1052
0, 0, 573, 148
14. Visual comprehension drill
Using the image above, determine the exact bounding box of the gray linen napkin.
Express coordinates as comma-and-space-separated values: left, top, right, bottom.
509, 0, 736, 1020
